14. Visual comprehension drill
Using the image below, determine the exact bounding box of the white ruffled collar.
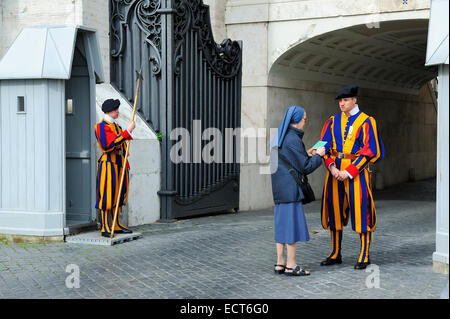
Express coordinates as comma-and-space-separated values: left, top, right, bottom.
349, 104, 360, 116
104, 114, 116, 123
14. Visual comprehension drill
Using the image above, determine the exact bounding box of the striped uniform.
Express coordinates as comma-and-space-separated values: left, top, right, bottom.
94, 119, 132, 233
320, 109, 384, 263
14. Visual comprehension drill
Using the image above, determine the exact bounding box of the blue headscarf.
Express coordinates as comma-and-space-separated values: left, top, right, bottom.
270, 106, 305, 148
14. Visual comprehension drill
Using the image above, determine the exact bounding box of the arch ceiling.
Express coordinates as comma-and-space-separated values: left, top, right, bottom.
272, 20, 438, 94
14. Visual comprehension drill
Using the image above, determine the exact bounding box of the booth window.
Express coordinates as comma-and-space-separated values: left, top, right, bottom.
17, 96, 25, 113
66, 99, 74, 115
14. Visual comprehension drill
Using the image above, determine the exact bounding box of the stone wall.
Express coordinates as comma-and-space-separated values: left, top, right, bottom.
82, 0, 110, 83
1, 0, 82, 56
0, 0, 110, 81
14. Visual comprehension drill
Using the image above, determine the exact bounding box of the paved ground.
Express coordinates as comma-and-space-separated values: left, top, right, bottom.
0, 179, 448, 299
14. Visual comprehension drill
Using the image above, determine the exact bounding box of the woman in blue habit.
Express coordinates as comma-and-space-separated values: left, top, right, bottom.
270, 106, 325, 276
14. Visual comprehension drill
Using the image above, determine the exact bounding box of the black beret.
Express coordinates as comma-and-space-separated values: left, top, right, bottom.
102, 99, 120, 113
335, 85, 358, 100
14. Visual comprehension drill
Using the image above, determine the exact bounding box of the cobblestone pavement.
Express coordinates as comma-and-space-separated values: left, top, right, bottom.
0, 179, 448, 299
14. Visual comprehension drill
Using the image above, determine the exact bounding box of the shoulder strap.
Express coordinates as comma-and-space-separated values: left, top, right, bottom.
277, 152, 307, 186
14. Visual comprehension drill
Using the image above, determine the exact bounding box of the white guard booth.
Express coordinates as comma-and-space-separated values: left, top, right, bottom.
0, 25, 104, 239
425, 0, 449, 274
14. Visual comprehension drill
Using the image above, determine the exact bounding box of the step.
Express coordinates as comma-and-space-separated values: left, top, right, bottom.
65, 231, 143, 246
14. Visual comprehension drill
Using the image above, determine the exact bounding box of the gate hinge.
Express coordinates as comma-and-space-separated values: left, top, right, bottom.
157, 190, 178, 196
156, 8, 176, 15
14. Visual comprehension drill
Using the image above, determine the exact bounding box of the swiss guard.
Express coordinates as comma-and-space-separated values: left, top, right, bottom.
95, 99, 135, 237
319, 85, 384, 269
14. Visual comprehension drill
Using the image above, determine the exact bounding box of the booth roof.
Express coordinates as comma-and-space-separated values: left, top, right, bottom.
0, 25, 104, 82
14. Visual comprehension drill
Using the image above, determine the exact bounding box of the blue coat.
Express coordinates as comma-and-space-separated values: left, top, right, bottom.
271, 127, 322, 204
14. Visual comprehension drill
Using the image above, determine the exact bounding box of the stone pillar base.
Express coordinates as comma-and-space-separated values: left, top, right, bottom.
0, 234, 64, 244
433, 260, 449, 275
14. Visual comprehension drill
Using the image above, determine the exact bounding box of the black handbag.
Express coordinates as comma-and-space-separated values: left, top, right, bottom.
278, 153, 315, 204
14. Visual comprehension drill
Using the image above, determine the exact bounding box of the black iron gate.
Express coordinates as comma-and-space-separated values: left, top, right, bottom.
110, 0, 242, 220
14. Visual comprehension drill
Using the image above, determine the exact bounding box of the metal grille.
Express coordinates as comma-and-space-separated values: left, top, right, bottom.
110, 0, 242, 219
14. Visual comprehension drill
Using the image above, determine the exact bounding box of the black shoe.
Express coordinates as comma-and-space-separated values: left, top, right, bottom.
101, 232, 111, 238
274, 264, 286, 275
320, 258, 342, 266
354, 261, 371, 269
115, 229, 132, 234
284, 265, 310, 276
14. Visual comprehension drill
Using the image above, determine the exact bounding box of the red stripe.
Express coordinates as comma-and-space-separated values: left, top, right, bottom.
321, 118, 332, 139
367, 186, 370, 228
104, 124, 119, 147
121, 129, 132, 140
325, 157, 335, 168
95, 123, 100, 141
358, 122, 374, 157
345, 164, 359, 178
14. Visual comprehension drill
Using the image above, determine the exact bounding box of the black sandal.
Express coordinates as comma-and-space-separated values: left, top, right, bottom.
284, 265, 310, 276
274, 264, 286, 274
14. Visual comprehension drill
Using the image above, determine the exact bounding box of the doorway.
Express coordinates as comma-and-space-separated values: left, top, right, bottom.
65, 41, 94, 227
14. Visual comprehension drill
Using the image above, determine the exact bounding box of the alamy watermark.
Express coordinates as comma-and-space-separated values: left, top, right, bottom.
169, 120, 279, 175
65, 264, 80, 289
365, 264, 380, 289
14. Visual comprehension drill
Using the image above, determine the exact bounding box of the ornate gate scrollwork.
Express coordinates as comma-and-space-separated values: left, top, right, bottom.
173, 0, 241, 78
110, 0, 163, 130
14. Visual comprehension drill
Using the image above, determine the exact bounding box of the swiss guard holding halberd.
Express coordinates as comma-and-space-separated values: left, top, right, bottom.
319, 85, 384, 269
95, 99, 136, 237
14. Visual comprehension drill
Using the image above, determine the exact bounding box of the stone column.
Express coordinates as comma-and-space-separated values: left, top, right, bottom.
203, 0, 227, 44
433, 64, 449, 274
226, 2, 274, 210
0, 0, 3, 58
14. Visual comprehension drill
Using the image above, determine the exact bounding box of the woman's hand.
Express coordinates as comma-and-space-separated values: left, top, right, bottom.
316, 147, 326, 157
307, 148, 317, 157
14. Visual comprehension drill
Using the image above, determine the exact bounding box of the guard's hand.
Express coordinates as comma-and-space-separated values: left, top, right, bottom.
337, 171, 349, 182
330, 165, 340, 179
127, 120, 136, 133
316, 147, 326, 157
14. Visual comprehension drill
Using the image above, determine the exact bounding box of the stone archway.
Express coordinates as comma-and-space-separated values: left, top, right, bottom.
267, 19, 438, 194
